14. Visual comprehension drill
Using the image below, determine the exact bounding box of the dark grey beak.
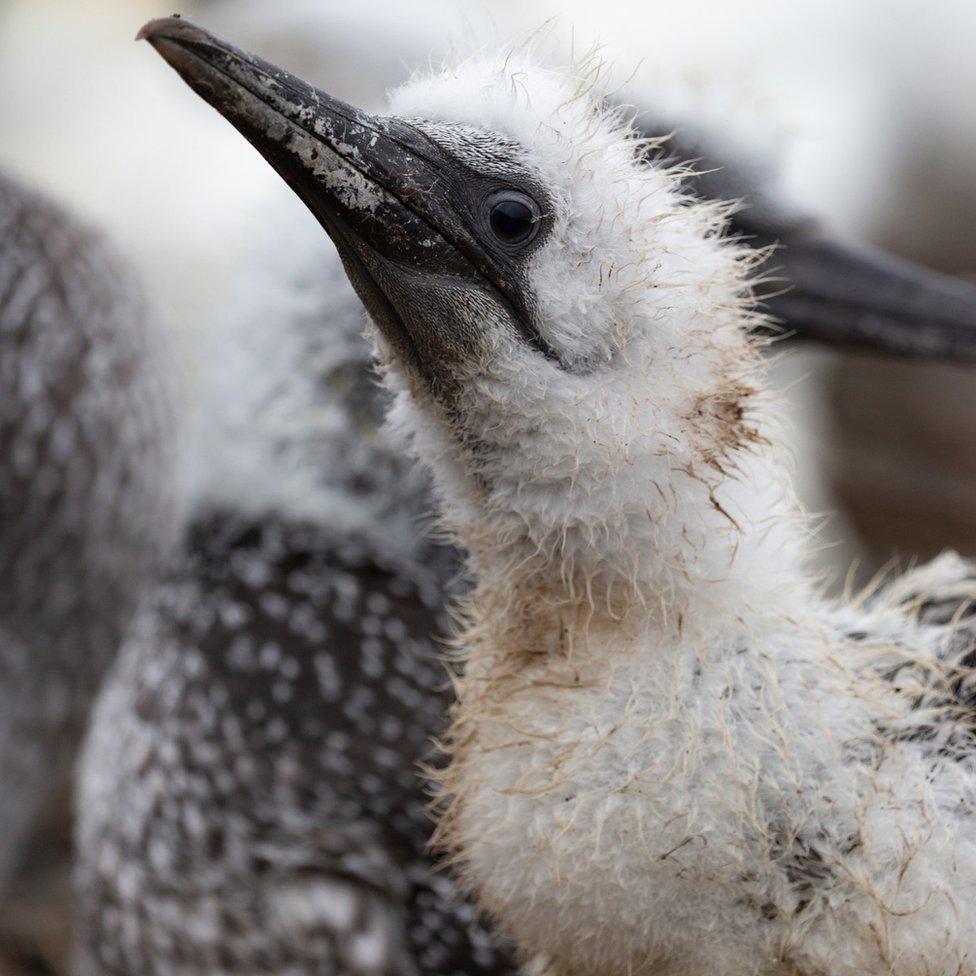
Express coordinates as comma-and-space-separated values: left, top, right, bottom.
634, 112, 976, 363
138, 17, 549, 382
753, 233, 976, 362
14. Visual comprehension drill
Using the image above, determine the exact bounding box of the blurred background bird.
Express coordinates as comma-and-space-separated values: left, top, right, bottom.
0, 170, 181, 970
1, 0, 976, 972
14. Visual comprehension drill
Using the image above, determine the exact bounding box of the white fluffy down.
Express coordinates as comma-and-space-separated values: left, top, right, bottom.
360, 49, 976, 976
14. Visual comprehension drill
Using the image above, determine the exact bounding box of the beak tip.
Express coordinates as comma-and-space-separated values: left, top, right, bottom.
136, 15, 197, 45
136, 17, 170, 43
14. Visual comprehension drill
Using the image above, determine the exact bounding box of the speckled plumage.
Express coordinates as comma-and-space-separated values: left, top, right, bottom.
0, 170, 179, 896
75, 214, 516, 976
76, 514, 511, 976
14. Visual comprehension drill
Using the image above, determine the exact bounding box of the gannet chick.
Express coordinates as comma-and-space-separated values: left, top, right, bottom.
0, 171, 179, 905
74, 201, 515, 975
142, 20, 976, 976
75, 36, 976, 976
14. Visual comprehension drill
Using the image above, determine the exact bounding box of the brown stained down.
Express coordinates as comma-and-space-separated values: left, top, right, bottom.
688, 379, 763, 474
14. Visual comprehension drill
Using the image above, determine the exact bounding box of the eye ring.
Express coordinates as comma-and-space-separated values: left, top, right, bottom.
486, 190, 541, 248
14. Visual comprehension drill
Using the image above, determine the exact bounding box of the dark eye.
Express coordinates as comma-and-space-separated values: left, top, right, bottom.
487, 192, 540, 247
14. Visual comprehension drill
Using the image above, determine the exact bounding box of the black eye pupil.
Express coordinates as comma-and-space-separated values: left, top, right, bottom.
490, 199, 536, 243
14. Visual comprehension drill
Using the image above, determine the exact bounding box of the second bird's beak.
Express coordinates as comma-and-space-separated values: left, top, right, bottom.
634, 113, 976, 363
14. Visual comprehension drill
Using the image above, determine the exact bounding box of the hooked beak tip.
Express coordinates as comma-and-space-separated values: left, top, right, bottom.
136, 16, 199, 45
